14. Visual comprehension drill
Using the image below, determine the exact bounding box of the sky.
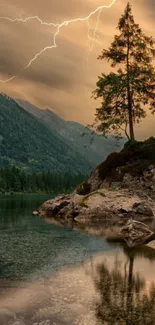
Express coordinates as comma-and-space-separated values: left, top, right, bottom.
0, 0, 154, 139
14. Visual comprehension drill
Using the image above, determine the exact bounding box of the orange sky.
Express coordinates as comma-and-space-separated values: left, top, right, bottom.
0, 0, 154, 139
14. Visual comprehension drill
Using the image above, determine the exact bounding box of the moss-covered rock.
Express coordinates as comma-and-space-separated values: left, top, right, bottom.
76, 181, 91, 195
76, 137, 155, 196
98, 137, 155, 182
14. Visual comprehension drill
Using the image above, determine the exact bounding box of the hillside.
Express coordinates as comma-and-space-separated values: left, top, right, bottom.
0, 93, 91, 174
16, 99, 125, 167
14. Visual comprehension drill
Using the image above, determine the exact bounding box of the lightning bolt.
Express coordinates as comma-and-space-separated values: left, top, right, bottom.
0, 0, 116, 83
86, 8, 102, 60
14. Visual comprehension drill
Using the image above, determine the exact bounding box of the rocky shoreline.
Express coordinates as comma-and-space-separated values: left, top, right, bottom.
35, 187, 155, 245
35, 140, 155, 246
37, 189, 154, 225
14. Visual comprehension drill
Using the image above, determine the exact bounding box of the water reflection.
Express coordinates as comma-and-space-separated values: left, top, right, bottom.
95, 246, 155, 325
0, 194, 51, 226
1, 195, 155, 324
0, 195, 111, 282
0, 244, 155, 324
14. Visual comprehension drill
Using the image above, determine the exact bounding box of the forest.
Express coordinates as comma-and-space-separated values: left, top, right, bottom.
0, 93, 90, 174
0, 166, 86, 194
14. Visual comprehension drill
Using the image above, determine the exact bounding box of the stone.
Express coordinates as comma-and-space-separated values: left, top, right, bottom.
36, 141, 155, 238
38, 194, 71, 218
120, 219, 154, 247
37, 189, 155, 235
132, 202, 154, 216
0, 308, 16, 324
12, 321, 25, 325
33, 210, 38, 215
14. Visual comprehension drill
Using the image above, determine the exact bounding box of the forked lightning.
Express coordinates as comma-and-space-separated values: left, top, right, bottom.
0, 0, 116, 82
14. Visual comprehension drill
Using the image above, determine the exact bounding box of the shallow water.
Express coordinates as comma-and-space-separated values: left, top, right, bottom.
0, 195, 155, 325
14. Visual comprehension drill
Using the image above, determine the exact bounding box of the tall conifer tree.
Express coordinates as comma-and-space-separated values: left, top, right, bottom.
93, 2, 155, 140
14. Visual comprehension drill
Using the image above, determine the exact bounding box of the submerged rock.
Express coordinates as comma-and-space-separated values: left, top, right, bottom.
120, 219, 154, 248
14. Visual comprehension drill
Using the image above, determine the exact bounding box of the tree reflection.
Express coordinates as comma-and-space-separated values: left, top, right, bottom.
95, 249, 155, 325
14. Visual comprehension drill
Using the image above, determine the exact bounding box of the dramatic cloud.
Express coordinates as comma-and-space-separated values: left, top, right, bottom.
0, 0, 154, 139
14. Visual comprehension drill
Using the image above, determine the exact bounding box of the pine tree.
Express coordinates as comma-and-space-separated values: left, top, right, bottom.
93, 2, 155, 140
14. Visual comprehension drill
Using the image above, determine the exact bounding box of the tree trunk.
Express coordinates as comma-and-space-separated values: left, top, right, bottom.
128, 88, 135, 140
126, 13, 135, 141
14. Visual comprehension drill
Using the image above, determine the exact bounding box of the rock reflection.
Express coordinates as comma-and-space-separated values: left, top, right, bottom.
95, 247, 155, 325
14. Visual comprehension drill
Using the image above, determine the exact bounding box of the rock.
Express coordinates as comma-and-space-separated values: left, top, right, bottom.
32, 321, 50, 325
38, 194, 80, 227
37, 139, 155, 237
38, 194, 71, 218
38, 189, 155, 232
120, 219, 154, 247
0, 308, 16, 324
33, 210, 38, 215
12, 321, 25, 325
76, 182, 91, 195
132, 202, 154, 216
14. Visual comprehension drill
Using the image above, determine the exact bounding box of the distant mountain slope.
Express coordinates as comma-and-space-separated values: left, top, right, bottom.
16, 99, 125, 167
0, 93, 91, 174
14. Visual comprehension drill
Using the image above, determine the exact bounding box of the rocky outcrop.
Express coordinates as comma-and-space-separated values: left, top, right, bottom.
76, 164, 155, 199
76, 138, 155, 198
37, 189, 155, 234
36, 139, 155, 246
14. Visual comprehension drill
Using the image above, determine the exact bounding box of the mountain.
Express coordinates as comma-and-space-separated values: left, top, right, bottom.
0, 93, 91, 174
16, 99, 125, 167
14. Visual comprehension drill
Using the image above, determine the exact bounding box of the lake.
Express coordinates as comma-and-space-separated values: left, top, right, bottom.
0, 195, 155, 325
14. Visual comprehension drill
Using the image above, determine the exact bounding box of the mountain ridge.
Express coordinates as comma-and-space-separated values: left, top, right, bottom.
0, 93, 91, 174
16, 98, 125, 167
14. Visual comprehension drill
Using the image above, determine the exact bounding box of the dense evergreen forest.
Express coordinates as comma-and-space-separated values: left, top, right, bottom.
0, 166, 86, 194
0, 93, 91, 174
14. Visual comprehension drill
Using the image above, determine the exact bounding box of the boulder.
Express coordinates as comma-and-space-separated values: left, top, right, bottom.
132, 202, 154, 216
120, 219, 154, 247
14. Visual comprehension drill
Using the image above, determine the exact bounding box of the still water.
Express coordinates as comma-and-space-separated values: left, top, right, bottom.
0, 195, 155, 325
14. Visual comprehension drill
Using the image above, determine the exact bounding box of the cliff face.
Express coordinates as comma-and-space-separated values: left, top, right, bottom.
36, 138, 155, 241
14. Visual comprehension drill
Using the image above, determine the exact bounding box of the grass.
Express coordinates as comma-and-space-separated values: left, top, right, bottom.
79, 190, 106, 208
